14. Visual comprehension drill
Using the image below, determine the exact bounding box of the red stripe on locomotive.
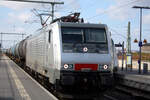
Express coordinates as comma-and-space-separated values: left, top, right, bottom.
75, 64, 98, 71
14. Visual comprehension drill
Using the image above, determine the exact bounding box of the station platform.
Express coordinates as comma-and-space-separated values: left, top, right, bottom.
0, 54, 58, 100
116, 68, 150, 93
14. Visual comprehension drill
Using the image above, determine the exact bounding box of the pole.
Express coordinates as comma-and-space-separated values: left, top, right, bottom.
128, 22, 131, 53
1, 33, 2, 49
132, 6, 150, 74
139, 8, 142, 74
51, 3, 54, 21
122, 41, 124, 71
127, 22, 131, 53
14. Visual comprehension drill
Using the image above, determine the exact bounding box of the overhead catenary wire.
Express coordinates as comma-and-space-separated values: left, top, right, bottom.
6, 0, 64, 21
109, 27, 127, 39
86, 0, 141, 20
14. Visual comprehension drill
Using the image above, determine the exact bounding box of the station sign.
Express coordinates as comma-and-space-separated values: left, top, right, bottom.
126, 53, 132, 65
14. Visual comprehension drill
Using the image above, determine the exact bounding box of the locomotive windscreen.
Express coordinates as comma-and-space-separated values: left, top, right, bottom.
61, 27, 108, 53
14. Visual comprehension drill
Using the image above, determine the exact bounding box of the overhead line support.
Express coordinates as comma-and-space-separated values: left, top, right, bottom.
6, 0, 64, 21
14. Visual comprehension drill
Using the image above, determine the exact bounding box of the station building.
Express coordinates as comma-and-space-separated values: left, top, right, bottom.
142, 43, 150, 53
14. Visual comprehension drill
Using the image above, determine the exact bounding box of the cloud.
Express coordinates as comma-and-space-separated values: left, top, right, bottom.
114, 0, 150, 6
0, 0, 80, 12
143, 14, 150, 25
54, 0, 80, 13
131, 28, 140, 40
0, 0, 52, 10
65, 0, 80, 10
0, 0, 81, 21
96, 0, 150, 21
0, 1, 32, 10
107, 5, 132, 21
96, 8, 104, 14
7, 12, 32, 23
15, 27, 25, 32
18, 13, 32, 22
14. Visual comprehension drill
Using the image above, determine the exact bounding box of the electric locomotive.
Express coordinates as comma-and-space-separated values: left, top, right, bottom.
7, 13, 118, 92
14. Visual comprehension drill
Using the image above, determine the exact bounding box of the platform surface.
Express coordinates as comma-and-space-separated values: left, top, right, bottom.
117, 68, 150, 84
0, 54, 58, 100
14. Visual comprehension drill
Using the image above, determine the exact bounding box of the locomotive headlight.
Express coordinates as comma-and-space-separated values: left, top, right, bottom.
64, 64, 69, 69
63, 64, 73, 69
99, 64, 109, 70
103, 65, 108, 70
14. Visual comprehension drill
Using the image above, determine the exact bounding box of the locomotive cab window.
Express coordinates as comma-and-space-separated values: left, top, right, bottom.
61, 27, 108, 53
85, 29, 106, 43
62, 28, 83, 43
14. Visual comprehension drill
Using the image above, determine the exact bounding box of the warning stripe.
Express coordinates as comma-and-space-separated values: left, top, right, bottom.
5, 57, 31, 100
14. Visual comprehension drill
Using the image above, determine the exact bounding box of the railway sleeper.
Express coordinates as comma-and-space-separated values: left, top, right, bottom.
116, 85, 150, 99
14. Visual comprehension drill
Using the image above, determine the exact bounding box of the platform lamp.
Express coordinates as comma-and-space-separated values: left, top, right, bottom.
134, 38, 147, 44
143, 39, 147, 44
134, 38, 138, 43
134, 38, 147, 71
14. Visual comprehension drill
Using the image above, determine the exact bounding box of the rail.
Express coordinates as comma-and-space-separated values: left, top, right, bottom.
114, 73, 150, 99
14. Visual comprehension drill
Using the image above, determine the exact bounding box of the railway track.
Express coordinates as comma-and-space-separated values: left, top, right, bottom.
17, 66, 135, 100
115, 85, 150, 100
103, 94, 118, 100
14, 61, 107, 100
99, 88, 133, 100
17, 63, 115, 100
94, 83, 148, 100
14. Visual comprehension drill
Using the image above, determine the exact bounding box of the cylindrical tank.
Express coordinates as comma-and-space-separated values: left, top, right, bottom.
15, 43, 20, 58
18, 38, 28, 60
22, 39, 28, 59
18, 40, 24, 58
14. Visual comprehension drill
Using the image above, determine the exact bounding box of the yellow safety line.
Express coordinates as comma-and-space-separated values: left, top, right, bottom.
5, 56, 31, 100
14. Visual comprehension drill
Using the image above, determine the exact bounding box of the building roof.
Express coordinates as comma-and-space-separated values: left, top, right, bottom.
143, 43, 150, 46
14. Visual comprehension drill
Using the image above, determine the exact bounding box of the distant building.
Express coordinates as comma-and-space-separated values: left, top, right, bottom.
142, 43, 150, 53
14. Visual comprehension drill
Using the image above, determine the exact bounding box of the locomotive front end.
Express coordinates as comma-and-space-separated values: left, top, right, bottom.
59, 23, 114, 90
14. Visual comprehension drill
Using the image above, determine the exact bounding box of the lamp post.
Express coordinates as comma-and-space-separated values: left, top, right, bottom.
132, 6, 150, 74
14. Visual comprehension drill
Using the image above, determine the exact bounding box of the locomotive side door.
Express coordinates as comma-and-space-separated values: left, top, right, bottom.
46, 29, 55, 83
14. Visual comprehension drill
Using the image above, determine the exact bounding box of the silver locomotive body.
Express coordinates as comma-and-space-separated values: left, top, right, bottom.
7, 22, 118, 90
26, 22, 117, 88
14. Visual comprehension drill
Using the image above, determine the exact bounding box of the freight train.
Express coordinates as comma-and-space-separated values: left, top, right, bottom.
6, 13, 118, 93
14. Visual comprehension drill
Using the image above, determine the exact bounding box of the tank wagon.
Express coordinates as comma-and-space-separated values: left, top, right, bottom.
6, 14, 118, 92
18, 38, 28, 61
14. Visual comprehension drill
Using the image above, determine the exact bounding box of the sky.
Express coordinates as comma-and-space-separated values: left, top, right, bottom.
0, 0, 150, 50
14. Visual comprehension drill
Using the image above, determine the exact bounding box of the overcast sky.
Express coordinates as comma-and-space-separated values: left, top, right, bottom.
0, 0, 150, 50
